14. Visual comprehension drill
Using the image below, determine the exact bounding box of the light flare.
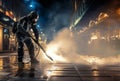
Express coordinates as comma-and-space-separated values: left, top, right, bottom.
46, 42, 68, 62
80, 55, 120, 65
46, 65, 58, 77
116, 8, 120, 15
91, 35, 98, 40
77, 12, 109, 34
0, 58, 3, 70
98, 12, 109, 21
80, 55, 104, 65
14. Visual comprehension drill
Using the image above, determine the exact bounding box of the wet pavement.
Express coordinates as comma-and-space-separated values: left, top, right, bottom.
0, 53, 120, 81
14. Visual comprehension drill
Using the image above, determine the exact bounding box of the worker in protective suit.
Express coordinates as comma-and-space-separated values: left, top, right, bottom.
12, 11, 39, 68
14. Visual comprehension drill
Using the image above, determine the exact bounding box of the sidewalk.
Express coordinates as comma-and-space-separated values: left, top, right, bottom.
0, 53, 120, 81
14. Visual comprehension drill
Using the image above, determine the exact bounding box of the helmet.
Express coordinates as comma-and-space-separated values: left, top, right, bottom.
29, 11, 39, 20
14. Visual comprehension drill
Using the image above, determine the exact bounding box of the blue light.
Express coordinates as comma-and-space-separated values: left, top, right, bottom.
29, 2, 36, 10
37, 25, 40, 28
29, 4, 34, 8
4, 29, 8, 33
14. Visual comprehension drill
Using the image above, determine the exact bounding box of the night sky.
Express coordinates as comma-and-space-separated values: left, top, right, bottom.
4, 0, 73, 28
3, 0, 120, 24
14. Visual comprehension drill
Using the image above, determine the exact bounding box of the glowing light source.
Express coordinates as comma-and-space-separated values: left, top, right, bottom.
29, 1, 38, 10
5, 11, 14, 19
93, 71, 99, 76
46, 66, 58, 77
0, 58, 3, 70
37, 25, 40, 28
81, 55, 104, 65
91, 35, 98, 40
4, 29, 8, 33
116, 8, 120, 15
13, 18, 16, 21
29, 4, 34, 8
46, 42, 67, 62
2, 17, 9, 21
98, 12, 109, 21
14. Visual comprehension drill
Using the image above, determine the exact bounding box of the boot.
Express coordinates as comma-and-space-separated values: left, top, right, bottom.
30, 58, 39, 70
18, 62, 24, 70
31, 58, 39, 64
15, 62, 24, 77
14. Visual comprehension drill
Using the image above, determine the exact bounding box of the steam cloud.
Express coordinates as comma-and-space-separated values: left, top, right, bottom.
42, 0, 120, 65
46, 27, 120, 65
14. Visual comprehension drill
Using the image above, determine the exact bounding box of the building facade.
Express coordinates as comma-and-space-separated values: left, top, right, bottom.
0, 0, 4, 51
70, 0, 95, 31
0, 0, 15, 52
0, 26, 3, 51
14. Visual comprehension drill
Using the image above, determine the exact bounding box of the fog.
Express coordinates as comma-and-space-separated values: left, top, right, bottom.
44, 12, 120, 65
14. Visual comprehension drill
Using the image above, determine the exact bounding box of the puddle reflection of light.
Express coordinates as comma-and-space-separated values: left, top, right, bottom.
93, 71, 99, 76
46, 65, 57, 77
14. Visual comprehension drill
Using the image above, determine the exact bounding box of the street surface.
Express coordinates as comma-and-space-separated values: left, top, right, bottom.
0, 53, 120, 81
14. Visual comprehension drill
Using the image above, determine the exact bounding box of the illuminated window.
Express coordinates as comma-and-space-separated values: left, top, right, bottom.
0, 8, 3, 13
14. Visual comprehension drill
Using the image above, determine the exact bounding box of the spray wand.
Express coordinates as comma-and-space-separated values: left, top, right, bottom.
27, 32, 54, 62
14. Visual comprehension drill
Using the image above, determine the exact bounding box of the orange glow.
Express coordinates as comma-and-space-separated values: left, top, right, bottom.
46, 66, 57, 77
0, 27, 3, 51
116, 8, 120, 15
46, 42, 67, 62
80, 55, 104, 65
89, 20, 96, 27
5, 11, 14, 19
98, 12, 109, 21
0, 8, 3, 13
93, 71, 99, 76
0, 58, 3, 70
91, 35, 98, 40
10, 11, 13, 15
5, 11, 9, 16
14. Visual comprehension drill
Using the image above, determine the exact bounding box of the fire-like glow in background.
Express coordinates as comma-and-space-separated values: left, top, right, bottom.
34, 7, 120, 67
46, 42, 67, 62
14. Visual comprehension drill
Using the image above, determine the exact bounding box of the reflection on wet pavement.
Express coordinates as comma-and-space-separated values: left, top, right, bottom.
0, 53, 120, 81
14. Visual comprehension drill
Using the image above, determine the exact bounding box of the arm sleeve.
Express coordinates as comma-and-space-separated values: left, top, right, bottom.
19, 16, 27, 26
12, 22, 17, 34
32, 24, 39, 41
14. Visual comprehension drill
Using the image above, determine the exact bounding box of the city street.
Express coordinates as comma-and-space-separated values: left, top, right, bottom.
0, 53, 120, 81
0, 0, 120, 81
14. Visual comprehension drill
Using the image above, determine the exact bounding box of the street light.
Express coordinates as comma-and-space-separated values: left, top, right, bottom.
2, 17, 9, 22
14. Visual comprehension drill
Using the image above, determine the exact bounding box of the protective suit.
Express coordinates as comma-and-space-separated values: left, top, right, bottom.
12, 11, 39, 65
